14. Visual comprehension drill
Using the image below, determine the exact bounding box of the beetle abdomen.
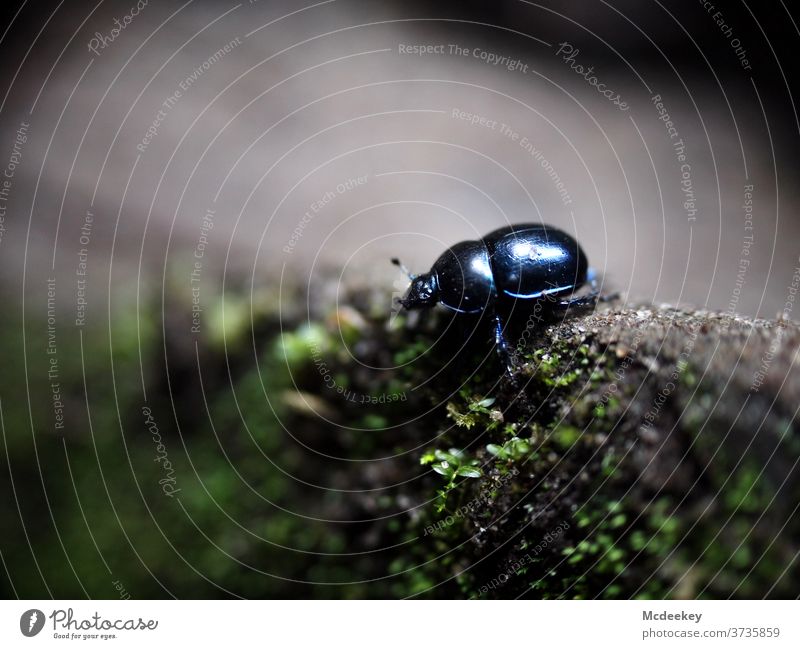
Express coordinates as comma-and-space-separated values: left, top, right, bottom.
432, 240, 495, 313
484, 224, 588, 300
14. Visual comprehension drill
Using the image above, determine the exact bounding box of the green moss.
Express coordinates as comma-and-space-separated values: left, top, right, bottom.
724, 464, 766, 513
5, 280, 798, 599
551, 424, 582, 450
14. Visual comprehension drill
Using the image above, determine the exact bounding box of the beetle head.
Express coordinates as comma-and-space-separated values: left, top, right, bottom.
399, 273, 439, 309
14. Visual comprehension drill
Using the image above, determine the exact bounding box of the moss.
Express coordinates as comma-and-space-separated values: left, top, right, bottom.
379, 302, 800, 598
3, 281, 799, 599
551, 424, 582, 450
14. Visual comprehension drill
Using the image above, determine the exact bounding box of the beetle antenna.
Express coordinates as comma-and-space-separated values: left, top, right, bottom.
391, 257, 416, 280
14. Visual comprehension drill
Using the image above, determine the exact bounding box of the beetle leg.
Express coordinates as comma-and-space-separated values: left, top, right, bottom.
586, 269, 619, 303
493, 313, 515, 375
556, 291, 600, 310
556, 289, 619, 311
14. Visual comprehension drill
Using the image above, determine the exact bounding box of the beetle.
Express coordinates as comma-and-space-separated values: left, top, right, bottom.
392, 223, 608, 374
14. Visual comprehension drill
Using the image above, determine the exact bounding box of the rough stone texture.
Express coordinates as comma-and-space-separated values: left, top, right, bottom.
285, 294, 800, 598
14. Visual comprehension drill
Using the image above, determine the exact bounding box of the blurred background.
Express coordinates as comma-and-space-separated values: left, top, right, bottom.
0, 0, 798, 598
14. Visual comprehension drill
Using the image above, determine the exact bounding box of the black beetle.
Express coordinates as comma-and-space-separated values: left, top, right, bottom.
393, 223, 608, 373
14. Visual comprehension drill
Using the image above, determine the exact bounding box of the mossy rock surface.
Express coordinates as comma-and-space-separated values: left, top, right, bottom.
2, 283, 797, 598
275, 290, 800, 598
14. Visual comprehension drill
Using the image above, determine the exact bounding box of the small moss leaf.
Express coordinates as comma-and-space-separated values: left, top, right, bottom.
486, 444, 504, 457
456, 466, 482, 478
434, 449, 459, 464
419, 452, 436, 465
433, 462, 453, 477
